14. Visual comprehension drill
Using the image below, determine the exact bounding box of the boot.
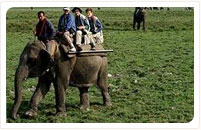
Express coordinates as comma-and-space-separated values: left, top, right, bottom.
76, 44, 83, 51
90, 42, 96, 50
70, 47, 76, 52
69, 43, 76, 52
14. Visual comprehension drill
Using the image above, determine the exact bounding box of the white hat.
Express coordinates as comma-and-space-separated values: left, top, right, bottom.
63, 7, 70, 11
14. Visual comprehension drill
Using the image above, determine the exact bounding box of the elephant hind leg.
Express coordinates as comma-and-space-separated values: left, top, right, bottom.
97, 58, 112, 106
97, 81, 112, 106
99, 86, 112, 107
79, 87, 90, 110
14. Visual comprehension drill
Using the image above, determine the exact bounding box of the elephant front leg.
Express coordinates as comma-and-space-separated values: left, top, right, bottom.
79, 87, 90, 110
25, 75, 51, 117
54, 78, 67, 117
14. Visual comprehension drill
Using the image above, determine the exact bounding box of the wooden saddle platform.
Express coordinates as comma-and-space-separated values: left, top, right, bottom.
62, 44, 113, 57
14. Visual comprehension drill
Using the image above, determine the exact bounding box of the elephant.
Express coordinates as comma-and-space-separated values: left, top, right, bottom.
11, 35, 112, 120
133, 7, 146, 31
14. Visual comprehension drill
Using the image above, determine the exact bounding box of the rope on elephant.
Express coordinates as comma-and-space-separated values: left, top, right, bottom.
68, 50, 113, 57
68, 50, 113, 54
68, 44, 113, 57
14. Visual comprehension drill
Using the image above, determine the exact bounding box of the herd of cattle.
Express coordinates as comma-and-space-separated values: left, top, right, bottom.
144, 7, 193, 11
30, 7, 194, 11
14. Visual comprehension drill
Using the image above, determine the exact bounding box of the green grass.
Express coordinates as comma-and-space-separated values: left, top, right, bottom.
6, 7, 194, 123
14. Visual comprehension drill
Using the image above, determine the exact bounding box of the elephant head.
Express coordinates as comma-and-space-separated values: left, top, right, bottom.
11, 41, 52, 119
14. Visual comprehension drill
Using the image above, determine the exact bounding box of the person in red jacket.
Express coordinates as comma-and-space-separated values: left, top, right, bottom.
34, 11, 56, 55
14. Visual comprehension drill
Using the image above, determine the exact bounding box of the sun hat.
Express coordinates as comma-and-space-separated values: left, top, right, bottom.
72, 7, 82, 13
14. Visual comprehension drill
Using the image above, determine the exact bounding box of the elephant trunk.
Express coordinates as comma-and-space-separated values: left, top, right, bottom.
11, 65, 29, 120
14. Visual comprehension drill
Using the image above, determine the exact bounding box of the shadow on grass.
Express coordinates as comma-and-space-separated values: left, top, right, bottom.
90, 102, 103, 106
7, 100, 105, 122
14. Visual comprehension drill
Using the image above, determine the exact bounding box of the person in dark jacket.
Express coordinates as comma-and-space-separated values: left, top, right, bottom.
72, 7, 90, 51
34, 11, 56, 55
86, 8, 104, 47
58, 7, 76, 52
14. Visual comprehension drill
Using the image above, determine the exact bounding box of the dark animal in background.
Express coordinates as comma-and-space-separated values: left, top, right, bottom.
98, 7, 101, 10
144, 7, 153, 10
145, 7, 170, 11
167, 7, 170, 11
153, 7, 159, 10
160, 7, 164, 10
151, 7, 163, 10
185, 7, 193, 11
144, 7, 151, 10
133, 7, 146, 30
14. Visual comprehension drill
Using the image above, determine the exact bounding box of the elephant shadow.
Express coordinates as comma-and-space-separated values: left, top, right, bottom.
90, 102, 102, 106
7, 100, 103, 119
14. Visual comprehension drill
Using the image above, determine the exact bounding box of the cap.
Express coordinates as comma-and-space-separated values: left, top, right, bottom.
63, 7, 70, 11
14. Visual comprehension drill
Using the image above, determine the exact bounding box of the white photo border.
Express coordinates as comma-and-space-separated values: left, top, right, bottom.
0, 1, 200, 129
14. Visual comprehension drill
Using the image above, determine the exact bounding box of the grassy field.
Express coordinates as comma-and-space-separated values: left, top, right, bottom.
6, 7, 194, 123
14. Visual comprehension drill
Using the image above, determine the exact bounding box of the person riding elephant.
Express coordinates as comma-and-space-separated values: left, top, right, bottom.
133, 7, 146, 30
34, 11, 56, 57
86, 8, 104, 48
11, 37, 112, 119
72, 7, 91, 51
58, 7, 77, 52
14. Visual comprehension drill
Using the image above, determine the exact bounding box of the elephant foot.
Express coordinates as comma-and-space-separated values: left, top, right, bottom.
104, 101, 112, 107
55, 112, 66, 117
25, 109, 38, 118
11, 114, 19, 120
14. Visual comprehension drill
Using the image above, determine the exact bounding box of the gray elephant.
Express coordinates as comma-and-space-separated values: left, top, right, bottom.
11, 35, 112, 120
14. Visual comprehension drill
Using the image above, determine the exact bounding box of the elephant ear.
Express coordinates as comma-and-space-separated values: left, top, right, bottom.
29, 46, 41, 59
